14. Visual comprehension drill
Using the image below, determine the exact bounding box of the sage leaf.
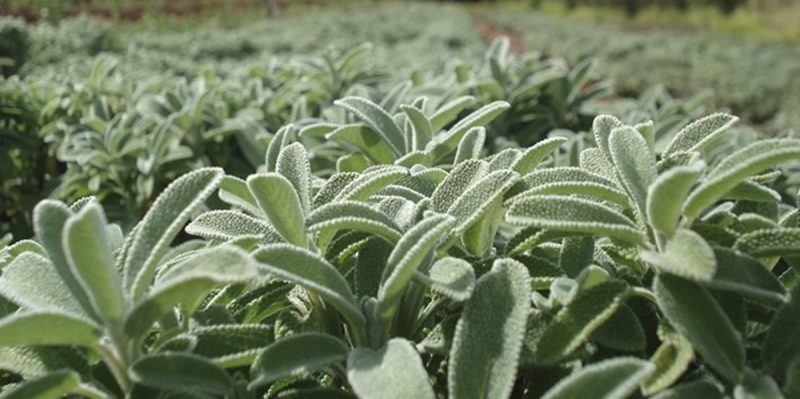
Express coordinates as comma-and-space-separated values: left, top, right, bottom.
449, 258, 531, 399
536, 280, 630, 365
63, 203, 125, 323
247, 173, 308, 248
507, 195, 644, 244
541, 357, 654, 399
249, 333, 348, 388
254, 244, 364, 331
130, 352, 234, 397
654, 274, 744, 382
123, 167, 224, 300
664, 113, 738, 156
348, 338, 435, 399
641, 228, 716, 281
0, 311, 101, 347
335, 97, 405, 156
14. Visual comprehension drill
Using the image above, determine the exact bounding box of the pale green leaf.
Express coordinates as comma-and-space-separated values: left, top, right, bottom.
130, 352, 234, 397
647, 162, 704, 236
664, 113, 738, 155
592, 114, 624, 162
326, 124, 395, 165
608, 126, 656, 218
124, 245, 258, 337
377, 214, 455, 326
507, 195, 644, 244
0, 370, 80, 399
401, 104, 433, 151
734, 228, 800, 257
0, 311, 101, 347
33, 200, 97, 320
249, 333, 348, 388
276, 142, 312, 215
334, 166, 408, 202
683, 139, 800, 222
654, 274, 744, 382
511, 137, 568, 175
247, 173, 308, 248
348, 338, 435, 399
218, 175, 263, 217
307, 201, 402, 244
642, 330, 694, 396
124, 167, 225, 300
541, 357, 654, 399
253, 244, 364, 330
63, 203, 124, 323
265, 125, 296, 172
0, 253, 84, 316
429, 101, 510, 161
641, 229, 716, 281
448, 258, 531, 399
430, 160, 489, 213
429, 96, 474, 132
335, 97, 405, 156
453, 127, 485, 165
185, 210, 282, 242
413, 257, 475, 302
535, 280, 629, 365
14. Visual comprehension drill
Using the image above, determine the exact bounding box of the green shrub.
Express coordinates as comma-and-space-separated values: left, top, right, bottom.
0, 18, 30, 77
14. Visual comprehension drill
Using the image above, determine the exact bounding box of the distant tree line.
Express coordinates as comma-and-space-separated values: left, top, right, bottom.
552, 0, 747, 15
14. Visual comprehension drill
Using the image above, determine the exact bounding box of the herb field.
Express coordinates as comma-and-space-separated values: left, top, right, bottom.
1, 3, 800, 399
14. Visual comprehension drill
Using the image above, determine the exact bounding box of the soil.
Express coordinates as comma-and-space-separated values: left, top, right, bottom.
474, 18, 525, 54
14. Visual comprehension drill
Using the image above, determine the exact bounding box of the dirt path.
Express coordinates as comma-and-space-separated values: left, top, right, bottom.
474, 18, 525, 54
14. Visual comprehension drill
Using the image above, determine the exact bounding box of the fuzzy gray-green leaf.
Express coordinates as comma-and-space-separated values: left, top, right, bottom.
130, 352, 234, 397
507, 195, 644, 244
335, 166, 408, 202
124, 167, 224, 300
348, 338, 435, 399
254, 244, 364, 330
277, 142, 313, 215
641, 228, 716, 281
0, 311, 101, 348
664, 113, 738, 156
511, 137, 568, 175
63, 203, 124, 323
335, 97, 405, 156
377, 214, 455, 326
647, 162, 704, 236
33, 200, 97, 320
413, 257, 475, 302
186, 210, 282, 242
248, 173, 308, 248
429, 101, 509, 161
654, 274, 744, 382
430, 96, 474, 132
683, 139, 800, 222
125, 245, 258, 337
542, 357, 654, 399
448, 258, 531, 399
453, 127, 485, 165
401, 104, 433, 151
608, 126, 656, 218
431, 160, 489, 213
307, 201, 402, 244
536, 280, 630, 365
0, 253, 84, 316
761, 283, 800, 378
327, 124, 396, 164
733, 228, 800, 257
249, 333, 348, 388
